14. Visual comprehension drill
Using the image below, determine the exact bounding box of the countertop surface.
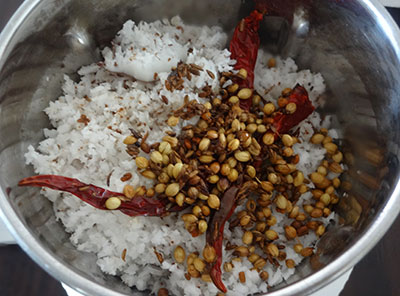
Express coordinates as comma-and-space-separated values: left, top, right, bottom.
1, 1, 400, 296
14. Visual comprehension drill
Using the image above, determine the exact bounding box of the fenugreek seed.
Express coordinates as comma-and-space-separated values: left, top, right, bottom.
167, 116, 179, 127
285, 226, 297, 240
198, 193, 209, 201
135, 157, 149, 169
105, 197, 121, 210
123, 185, 135, 198
199, 155, 214, 163
123, 135, 137, 145
263, 133, 275, 145
165, 183, 180, 197
141, 170, 156, 179
228, 139, 240, 151
150, 151, 163, 164
324, 142, 338, 155
329, 162, 343, 173
286, 102, 297, 114
263, 103, 275, 115
228, 83, 239, 93
229, 95, 239, 104
238, 68, 248, 79
276, 195, 288, 210
240, 215, 251, 226
316, 224, 325, 236
199, 138, 211, 151
208, 194, 220, 209
203, 245, 217, 263
238, 271, 246, 283
301, 247, 314, 257
325, 185, 335, 195
333, 177, 341, 188
246, 123, 258, 134
265, 229, 278, 240
246, 165, 256, 178
303, 204, 314, 214
267, 243, 279, 257
174, 246, 186, 263
268, 173, 279, 184
242, 231, 253, 245
201, 205, 211, 216
238, 88, 253, 100
260, 271, 269, 281
311, 208, 323, 218
310, 172, 325, 184
282, 134, 294, 147
286, 259, 295, 268
311, 133, 325, 144
317, 166, 328, 176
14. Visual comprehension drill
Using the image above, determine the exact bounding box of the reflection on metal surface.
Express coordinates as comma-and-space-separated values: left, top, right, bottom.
0, 1, 400, 296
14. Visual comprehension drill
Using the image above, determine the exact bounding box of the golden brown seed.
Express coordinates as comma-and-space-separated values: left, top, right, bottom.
224, 262, 233, 272
322, 135, 332, 144
206, 130, 218, 140
325, 185, 335, 195
246, 123, 258, 134
268, 57, 276, 68
201, 206, 211, 217
187, 253, 197, 265
294, 244, 303, 254
263, 103, 275, 115
268, 173, 279, 184
282, 134, 294, 147
199, 138, 211, 151
208, 194, 220, 209
324, 142, 338, 155
260, 181, 274, 192
201, 274, 212, 283
304, 204, 314, 214
293, 171, 304, 187
208, 175, 220, 184
310, 133, 325, 144
283, 147, 294, 157
229, 95, 239, 104
267, 215, 277, 226
285, 226, 297, 240
188, 264, 200, 278
263, 133, 275, 145
210, 162, 221, 174
245, 165, 256, 178
286, 259, 295, 268
203, 245, 217, 263
227, 157, 238, 168
174, 246, 186, 263
193, 258, 206, 272
135, 157, 149, 169
158, 172, 170, 184
204, 102, 212, 110
317, 165, 328, 176
257, 124, 267, 133
198, 193, 209, 200
192, 205, 202, 217
228, 83, 239, 93
267, 243, 279, 257
228, 169, 239, 182
240, 215, 251, 226
146, 188, 155, 197
329, 162, 343, 173
162, 135, 178, 147
231, 119, 241, 132
172, 163, 183, 179
253, 95, 261, 105
316, 224, 325, 236
235, 246, 249, 257
228, 139, 240, 151
187, 187, 199, 199
238, 68, 248, 79
320, 193, 331, 206
150, 151, 163, 164
239, 271, 246, 283
141, 170, 156, 179
199, 155, 214, 163
221, 163, 231, 176
310, 172, 325, 184
265, 229, 278, 240
289, 206, 300, 218
165, 183, 180, 197
276, 195, 288, 210
254, 258, 267, 269
123, 185, 135, 198
296, 213, 307, 221
301, 247, 314, 257
182, 214, 198, 224
123, 135, 137, 145
159, 141, 172, 155
234, 151, 251, 162
238, 88, 253, 100
242, 231, 254, 245
260, 271, 269, 281
105, 197, 121, 210
155, 183, 166, 194
286, 102, 297, 114
248, 253, 260, 263
332, 151, 343, 163
175, 193, 184, 207
333, 177, 341, 188
198, 119, 208, 129
157, 288, 169, 296
167, 116, 179, 127
310, 208, 323, 218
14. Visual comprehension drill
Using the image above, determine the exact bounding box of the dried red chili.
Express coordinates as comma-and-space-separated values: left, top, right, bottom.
18, 175, 182, 217
229, 10, 264, 111
206, 186, 239, 293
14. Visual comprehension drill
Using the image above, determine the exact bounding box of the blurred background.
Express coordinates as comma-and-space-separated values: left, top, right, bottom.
0, 1, 400, 295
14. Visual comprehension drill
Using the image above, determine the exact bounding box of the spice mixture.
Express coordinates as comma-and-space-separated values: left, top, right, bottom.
21, 11, 343, 296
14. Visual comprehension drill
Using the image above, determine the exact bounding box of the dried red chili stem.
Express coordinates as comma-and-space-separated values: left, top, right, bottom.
206, 186, 239, 293
18, 175, 181, 217
273, 84, 315, 134
229, 10, 264, 111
